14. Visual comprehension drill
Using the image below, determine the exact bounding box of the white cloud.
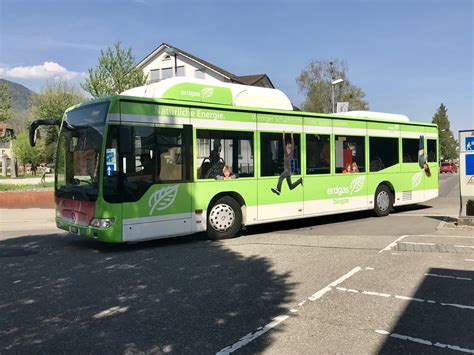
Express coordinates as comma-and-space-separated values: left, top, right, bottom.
0, 62, 84, 80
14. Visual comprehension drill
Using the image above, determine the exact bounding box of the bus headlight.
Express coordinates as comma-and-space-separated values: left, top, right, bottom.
90, 218, 115, 229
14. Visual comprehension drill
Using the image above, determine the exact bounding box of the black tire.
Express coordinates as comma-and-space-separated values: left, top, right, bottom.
373, 185, 393, 217
207, 196, 242, 240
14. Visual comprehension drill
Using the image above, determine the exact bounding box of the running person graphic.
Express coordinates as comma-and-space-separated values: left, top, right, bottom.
271, 132, 303, 195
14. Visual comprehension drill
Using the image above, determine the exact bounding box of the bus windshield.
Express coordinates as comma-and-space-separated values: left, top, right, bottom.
55, 102, 109, 201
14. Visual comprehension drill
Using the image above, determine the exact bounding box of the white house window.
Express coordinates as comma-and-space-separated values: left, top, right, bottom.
149, 69, 160, 82
195, 69, 205, 79
176, 66, 185, 76
161, 67, 173, 79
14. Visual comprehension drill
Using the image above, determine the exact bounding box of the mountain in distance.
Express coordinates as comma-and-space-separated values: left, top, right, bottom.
0, 78, 34, 112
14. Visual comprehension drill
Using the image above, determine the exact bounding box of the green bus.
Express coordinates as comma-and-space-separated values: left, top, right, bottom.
29, 78, 438, 243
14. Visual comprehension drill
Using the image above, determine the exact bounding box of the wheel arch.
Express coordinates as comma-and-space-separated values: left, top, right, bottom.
207, 191, 247, 224
376, 181, 395, 197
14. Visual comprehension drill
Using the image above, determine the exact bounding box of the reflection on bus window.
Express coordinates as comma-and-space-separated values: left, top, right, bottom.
335, 135, 365, 173
197, 130, 254, 179
402, 138, 419, 163
369, 137, 399, 172
427, 139, 437, 162
306, 134, 330, 174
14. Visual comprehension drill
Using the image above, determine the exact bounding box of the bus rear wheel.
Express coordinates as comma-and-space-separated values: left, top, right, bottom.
207, 196, 242, 240
374, 185, 393, 217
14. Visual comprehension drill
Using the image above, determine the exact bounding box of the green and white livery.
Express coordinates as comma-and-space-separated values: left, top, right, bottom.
41, 77, 438, 243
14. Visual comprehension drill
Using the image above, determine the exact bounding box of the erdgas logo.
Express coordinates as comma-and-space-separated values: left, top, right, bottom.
201, 87, 214, 98
148, 185, 179, 215
411, 172, 422, 189
179, 87, 214, 99
327, 176, 366, 196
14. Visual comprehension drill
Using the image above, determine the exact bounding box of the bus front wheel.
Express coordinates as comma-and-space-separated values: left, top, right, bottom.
374, 185, 393, 217
207, 196, 242, 240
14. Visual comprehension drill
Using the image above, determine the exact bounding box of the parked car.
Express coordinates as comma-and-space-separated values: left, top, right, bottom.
440, 162, 458, 173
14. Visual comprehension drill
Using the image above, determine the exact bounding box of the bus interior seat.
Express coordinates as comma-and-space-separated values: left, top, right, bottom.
159, 151, 182, 180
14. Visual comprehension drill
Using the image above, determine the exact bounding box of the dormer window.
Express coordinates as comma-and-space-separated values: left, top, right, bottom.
162, 54, 171, 61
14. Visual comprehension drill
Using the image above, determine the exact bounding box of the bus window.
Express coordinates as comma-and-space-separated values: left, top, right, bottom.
123, 126, 156, 199
196, 130, 254, 179
402, 138, 419, 163
260, 132, 301, 177
369, 137, 399, 172
335, 136, 365, 173
427, 139, 437, 162
156, 127, 185, 182
306, 134, 330, 174
104, 125, 191, 203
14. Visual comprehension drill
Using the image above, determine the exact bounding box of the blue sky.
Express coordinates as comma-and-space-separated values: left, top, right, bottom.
1, 0, 472, 134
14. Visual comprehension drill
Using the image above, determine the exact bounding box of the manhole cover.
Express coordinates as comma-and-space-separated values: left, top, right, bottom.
393, 242, 474, 254
0, 248, 39, 257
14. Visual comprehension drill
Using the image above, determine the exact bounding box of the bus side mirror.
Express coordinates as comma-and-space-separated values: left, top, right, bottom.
29, 119, 61, 147
119, 126, 133, 154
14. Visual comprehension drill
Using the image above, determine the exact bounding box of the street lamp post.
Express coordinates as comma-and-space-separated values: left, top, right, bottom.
331, 78, 344, 113
164, 47, 178, 76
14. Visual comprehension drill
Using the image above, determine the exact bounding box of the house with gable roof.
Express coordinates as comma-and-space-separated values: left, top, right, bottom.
135, 43, 274, 88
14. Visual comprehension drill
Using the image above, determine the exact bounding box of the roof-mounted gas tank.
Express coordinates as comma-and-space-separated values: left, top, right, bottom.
120, 77, 294, 111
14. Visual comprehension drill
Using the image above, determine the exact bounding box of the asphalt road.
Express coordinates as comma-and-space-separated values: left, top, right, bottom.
1, 173, 473, 354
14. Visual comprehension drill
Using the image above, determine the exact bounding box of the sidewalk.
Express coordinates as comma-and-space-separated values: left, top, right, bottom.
0, 208, 57, 232
0, 176, 55, 184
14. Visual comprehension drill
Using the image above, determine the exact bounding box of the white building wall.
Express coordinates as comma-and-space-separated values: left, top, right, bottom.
140, 51, 231, 84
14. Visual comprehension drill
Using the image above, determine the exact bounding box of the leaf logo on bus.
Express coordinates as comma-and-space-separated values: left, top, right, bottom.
148, 185, 179, 215
201, 87, 214, 98
350, 176, 366, 194
411, 172, 422, 189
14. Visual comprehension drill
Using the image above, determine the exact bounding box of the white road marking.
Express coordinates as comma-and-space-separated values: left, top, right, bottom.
454, 245, 474, 249
363, 291, 391, 297
379, 235, 408, 253
375, 330, 474, 353
336, 288, 474, 310
215, 266, 362, 354
410, 235, 474, 239
308, 266, 361, 301
402, 242, 435, 246
466, 259, 474, 262
215, 315, 289, 355
365, 267, 374, 270
426, 273, 472, 281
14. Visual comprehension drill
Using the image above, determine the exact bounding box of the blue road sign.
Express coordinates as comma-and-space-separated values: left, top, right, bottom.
466, 137, 474, 151
466, 154, 474, 175
106, 164, 115, 176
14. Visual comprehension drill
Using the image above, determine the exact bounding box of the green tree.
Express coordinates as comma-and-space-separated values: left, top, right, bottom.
432, 103, 457, 160
81, 41, 147, 97
297, 59, 369, 113
11, 131, 45, 175
0, 82, 12, 122
31, 80, 85, 164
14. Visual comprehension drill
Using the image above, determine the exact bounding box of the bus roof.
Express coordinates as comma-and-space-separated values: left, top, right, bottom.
121, 77, 294, 111
330, 111, 410, 122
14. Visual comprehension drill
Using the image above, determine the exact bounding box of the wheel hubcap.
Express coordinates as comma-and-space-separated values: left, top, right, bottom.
209, 203, 235, 232
377, 191, 390, 212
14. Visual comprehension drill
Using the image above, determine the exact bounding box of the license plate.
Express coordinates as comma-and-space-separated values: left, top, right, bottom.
70, 226, 79, 235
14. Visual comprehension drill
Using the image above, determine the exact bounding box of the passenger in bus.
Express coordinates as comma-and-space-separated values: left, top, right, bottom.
216, 165, 236, 180
271, 132, 302, 195
342, 163, 352, 174
351, 162, 359, 173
